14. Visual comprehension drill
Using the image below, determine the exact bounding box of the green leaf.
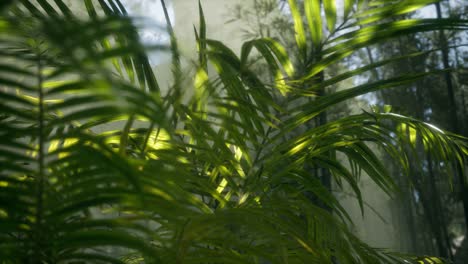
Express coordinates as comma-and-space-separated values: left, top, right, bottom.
287, 0, 307, 58
353, 0, 440, 26
344, 0, 354, 18
58, 230, 158, 260
304, 0, 322, 47
197, 0, 207, 71
287, 71, 445, 131
323, 0, 337, 32
383, 105, 392, 113
240, 38, 294, 95
304, 19, 468, 79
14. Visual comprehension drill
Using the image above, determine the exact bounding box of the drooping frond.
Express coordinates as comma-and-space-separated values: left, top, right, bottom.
0, 0, 466, 263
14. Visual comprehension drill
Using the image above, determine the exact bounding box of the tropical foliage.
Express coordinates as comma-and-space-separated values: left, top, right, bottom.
0, 0, 467, 263
231, 0, 468, 259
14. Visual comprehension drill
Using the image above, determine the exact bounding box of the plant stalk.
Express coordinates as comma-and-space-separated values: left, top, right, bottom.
34, 49, 45, 262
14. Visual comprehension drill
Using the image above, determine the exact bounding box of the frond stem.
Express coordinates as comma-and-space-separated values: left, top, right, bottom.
120, 116, 135, 156
34, 48, 45, 261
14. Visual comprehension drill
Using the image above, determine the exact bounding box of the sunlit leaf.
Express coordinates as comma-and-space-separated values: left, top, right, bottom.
323, 0, 337, 32
304, 0, 322, 47
287, 0, 307, 57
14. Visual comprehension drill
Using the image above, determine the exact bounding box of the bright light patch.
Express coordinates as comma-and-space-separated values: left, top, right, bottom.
397, 123, 417, 145
146, 129, 171, 150
48, 140, 60, 153
0, 209, 7, 218
147, 186, 174, 201
288, 140, 310, 156
216, 178, 228, 194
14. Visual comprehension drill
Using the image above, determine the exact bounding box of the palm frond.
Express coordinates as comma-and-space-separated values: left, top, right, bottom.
0, 0, 466, 263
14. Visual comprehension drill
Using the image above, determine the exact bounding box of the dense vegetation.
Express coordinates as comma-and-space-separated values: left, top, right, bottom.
0, 0, 467, 263
230, 0, 468, 260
